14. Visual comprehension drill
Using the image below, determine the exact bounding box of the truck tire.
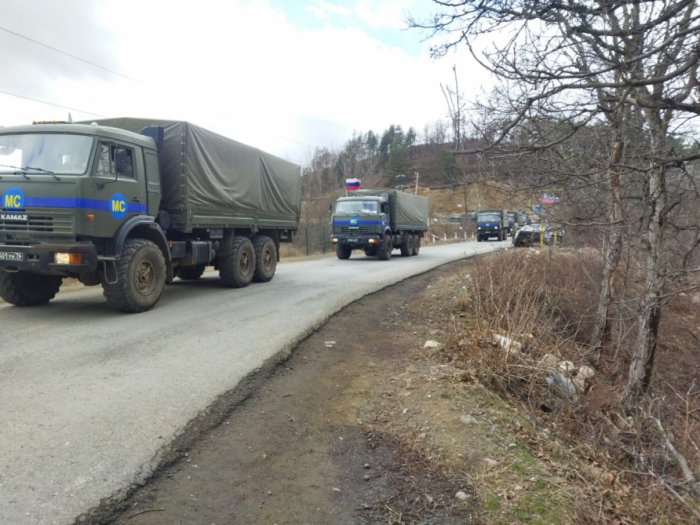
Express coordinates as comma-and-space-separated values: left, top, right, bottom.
253, 236, 277, 282
176, 265, 206, 281
377, 235, 392, 260
364, 246, 377, 257
336, 244, 351, 260
102, 239, 167, 313
412, 234, 420, 256
477, 235, 483, 242
219, 236, 256, 288
0, 271, 62, 307
400, 234, 414, 257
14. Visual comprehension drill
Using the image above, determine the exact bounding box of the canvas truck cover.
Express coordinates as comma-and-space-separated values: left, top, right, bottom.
348, 189, 429, 230
85, 118, 301, 220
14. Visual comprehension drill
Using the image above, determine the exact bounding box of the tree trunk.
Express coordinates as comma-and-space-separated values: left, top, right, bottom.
626, 164, 666, 396
590, 136, 624, 368
590, 229, 622, 368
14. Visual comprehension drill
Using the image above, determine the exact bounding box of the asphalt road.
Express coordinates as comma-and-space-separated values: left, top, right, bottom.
0, 240, 505, 525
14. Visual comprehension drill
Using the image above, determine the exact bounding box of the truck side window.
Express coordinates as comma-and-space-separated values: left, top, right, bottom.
96, 144, 135, 179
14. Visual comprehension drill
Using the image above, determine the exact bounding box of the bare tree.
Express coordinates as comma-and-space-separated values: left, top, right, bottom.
409, 1, 700, 397
441, 65, 466, 150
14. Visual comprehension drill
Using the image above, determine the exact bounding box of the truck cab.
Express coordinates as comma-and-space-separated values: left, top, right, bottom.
330, 196, 388, 256
476, 209, 508, 242
0, 123, 160, 271
0, 123, 168, 309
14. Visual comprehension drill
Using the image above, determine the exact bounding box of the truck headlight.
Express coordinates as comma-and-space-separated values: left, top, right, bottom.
54, 253, 82, 265
331, 237, 338, 243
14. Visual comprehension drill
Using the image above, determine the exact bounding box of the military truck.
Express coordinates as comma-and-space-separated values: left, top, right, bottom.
330, 189, 428, 260
507, 212, 517, 237
0, 118, 301, 312
476, 209, 509, 242
515, 210, 530, 226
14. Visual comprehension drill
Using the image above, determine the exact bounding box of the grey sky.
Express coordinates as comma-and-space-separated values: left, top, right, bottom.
0, 0, 488, 163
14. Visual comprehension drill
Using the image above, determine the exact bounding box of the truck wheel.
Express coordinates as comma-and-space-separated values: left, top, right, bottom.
102, 239, 167, 313
364, 246, 377, 257
336, 244, 351, 260
400, 234, 414, 257
253, 236, 277, 282
219, 236, 256, 288
176, 265, 206, 281
412, 235, 421, 256
0, 271, 62, 306
377, 235, 392, 260
477, 235, 483, 242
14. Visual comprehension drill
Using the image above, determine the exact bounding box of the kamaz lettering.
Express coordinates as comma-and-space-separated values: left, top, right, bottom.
1, 214, 28, 221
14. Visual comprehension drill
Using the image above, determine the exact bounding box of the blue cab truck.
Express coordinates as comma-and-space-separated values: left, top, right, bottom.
476, 209, 509, 242
330, 189, 429, 260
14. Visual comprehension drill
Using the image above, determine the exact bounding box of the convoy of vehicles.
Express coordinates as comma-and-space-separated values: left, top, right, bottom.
330, 189, 429, 260
0, 114, 567, 313
0, 118, 301, 312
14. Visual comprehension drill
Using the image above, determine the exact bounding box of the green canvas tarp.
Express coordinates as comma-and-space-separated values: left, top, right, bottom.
348, 189, 429, 230
85, 118, 301, 221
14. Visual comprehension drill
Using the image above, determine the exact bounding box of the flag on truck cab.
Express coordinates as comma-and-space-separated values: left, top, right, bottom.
346, 178, 360, 191
542, 194, 560, 204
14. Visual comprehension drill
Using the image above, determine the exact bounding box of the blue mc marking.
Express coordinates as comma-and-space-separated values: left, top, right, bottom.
332, 220, 382, 226
109, 193, 128, 219
4, 195, 146, 214
2, 187, 25, 210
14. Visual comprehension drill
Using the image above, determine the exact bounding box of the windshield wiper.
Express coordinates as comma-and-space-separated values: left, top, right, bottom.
0, 164, 60, 180
0, 164, 30, 179
24, 165, 60, 181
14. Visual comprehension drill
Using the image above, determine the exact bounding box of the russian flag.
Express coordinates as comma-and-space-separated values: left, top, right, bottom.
346, 178, 360, 191
542, 194, 560, 204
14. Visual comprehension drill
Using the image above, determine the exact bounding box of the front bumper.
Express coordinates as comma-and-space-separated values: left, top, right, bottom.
477, 227, 501, 236
330, 233, 380, 247
0, 241, 98, 274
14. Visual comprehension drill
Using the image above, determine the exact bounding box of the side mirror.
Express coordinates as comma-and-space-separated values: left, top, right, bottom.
328, 203, 333, 214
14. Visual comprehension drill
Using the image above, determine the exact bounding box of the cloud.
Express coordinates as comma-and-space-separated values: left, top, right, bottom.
0, 0, 489, 164
305, 0, 352, 20
355, 0, 413, 29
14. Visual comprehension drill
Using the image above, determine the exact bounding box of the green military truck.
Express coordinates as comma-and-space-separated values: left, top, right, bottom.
330, 189, 428, 260
0, 118, 301, 312
476, 209, 509, 241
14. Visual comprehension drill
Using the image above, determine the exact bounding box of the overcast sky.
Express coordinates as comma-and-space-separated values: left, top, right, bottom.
0, 0, 491, 164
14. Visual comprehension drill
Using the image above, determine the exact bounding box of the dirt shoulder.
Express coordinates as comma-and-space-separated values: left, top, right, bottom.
101, 259, 577, 525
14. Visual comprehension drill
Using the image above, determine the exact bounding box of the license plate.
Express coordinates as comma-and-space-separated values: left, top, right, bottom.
346, 238, 359, 243
0, 251, 23, 261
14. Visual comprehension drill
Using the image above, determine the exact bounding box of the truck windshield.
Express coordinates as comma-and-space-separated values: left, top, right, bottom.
335, 200, 379, 214
478, 213, 500, 222
0, 133, 94, 175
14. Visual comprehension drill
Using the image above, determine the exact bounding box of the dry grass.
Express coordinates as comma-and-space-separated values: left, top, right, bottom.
441, 248, 700, 523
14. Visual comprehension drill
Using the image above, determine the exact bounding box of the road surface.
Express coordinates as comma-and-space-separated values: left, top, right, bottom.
0, 240, 505, 524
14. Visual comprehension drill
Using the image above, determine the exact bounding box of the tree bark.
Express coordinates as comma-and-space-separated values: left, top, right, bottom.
590, 134, 624, 368
627, 162, 666, 396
